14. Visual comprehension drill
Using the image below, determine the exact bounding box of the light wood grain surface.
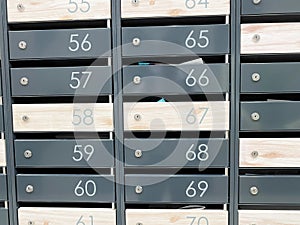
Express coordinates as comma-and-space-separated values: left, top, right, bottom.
18, 208, 116, 225
13, 103, 113, 132
8, 0, 111, 23
241, 23, 300, 54
126, 209, 228, 225
239, 210, 300, 225
240, 138, 300, 168
0, 140, 6, 167
121, 0, 230, 18
124, 101, 229, 131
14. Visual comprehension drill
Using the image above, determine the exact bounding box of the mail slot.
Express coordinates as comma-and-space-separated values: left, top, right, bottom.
239, 210, 300, 225
17, 174, 115, 202
13, 103, 113, 132
0, 175, 7, 201
18, 207, 116, 225
8, 0, 111, 23
9, 28, 111, 59
0, 208, 9, 225
126, 209, 228, 225
242, 0, 300, 15
122, 25, 229, 56
241, 23, 300, 54
121, 0, 230, 18
123, 64, 229, 95
15, 139, 114, 168
240, 138, 300, 168
0, 140, 6, 167
125, 174, 228, 203
241, 63, 300, 93
124, 138, 229, 168
240, 175, 300, 204
241, 101, 300, 131
11, 66, 112, 96
124, 101, 229, 131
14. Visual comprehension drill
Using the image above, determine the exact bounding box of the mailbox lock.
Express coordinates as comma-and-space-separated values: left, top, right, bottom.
132, 38, 141, 46
136, 223, 143, 225
251, 73, 260, 82
20, 77, 29, 86
22, 115, 29, 122
251, 151, 259, 158
133, 76, 141, 85
17, 3, 25, 12
134, 114, 141, 121
26, 185, 34, 193
28, 221, 35, 225
135, 149, 143, 158
135, 185, 143, 194
24, 150, 32, 159
250, 186, 259, 196
132, 0, 139, 6
18, 41, 27, 50
251, 112, 260, 121
252, 0, 261, 5
252, 34, 260, 43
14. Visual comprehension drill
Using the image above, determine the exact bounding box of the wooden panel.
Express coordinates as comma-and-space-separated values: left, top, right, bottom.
0, 140, 6, 167
240, 138, 300, 168
126, 209, 228, 225
241, 23, 300, 54
8, 0, 111, 23
124, 101, 229, 131
13, 103, 113, 132
18, 208, 116, 225
121, 0, 230, 18
239, 210, 300, 225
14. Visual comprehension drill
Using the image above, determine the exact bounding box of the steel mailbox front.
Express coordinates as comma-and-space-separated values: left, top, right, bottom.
0, 175, 7, 201
0, 209, 9, 225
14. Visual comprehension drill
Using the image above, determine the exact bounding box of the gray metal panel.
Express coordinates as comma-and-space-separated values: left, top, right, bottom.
242, 0, 300, 15
9, 28, 111, 59
122, 25, 229, 56
0, 208, 9, 225
240, 175, 300, 204
0, 106, 3, 131
11, 66, 112, 96
241, 101, 300, 131
17, 174, 115, 203
241, 63, 300, 93
123, 64, 229, 94
0, 70, 2, 95
0, 175, 7, 201
125, 174, 228, 203
15, 139, 114, 168
124, 138, 229, 168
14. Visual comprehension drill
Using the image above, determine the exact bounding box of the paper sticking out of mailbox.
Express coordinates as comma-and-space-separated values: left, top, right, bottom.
173, 58, 204, 65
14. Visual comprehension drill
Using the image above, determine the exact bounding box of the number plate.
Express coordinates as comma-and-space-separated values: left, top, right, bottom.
0, 175, 7, 201
239, 210, 300, 225
126, 209, 228, 225
11, 66, 112, 96
241, 23, 300, 54
8, 0, 111, 23
124, 138, 229, 168
240, 138, 300, 168
240, 175, 300, 204
0, 140, 6, 167
122, 25, 229, 56
9, 28, 111, 59
0, 209, 9, 225
125, 174, 228, 203
124, 102, 229, 131
12, 103, 113, 132
123, 64, 229, 95
17, 174, 115, 202
121, 0, 230, 18
15, 139, 114, 168
18, 207, 116, 225
241, 63, 300, 93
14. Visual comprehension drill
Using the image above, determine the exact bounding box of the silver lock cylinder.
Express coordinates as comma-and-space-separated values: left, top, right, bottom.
251, 73, 260, 82
250, 186, 259, 195
20, 77, 29, 86
28, 221, 35, 225
22, 115, 29, 122
26, 185, 34, 193
252, 34, 260, 43
252, 0, 261, 5
251, 151, 259, 158
18, 40, 27, 50
133, 76, 141, 85
135, 185, 143, 194
24, 150, 32, 159
132, 0, 139, 6
132, 38, 141, 46
17, 3, 25, 12
134, 114, 141, 121
251, 112, 260, 121
135, 150, 143, 158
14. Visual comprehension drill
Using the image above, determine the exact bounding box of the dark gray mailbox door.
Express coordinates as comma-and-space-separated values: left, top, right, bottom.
0, 175, 7, 201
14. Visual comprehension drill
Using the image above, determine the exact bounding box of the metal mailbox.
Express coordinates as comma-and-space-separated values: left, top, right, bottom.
123, 64, 229, 95
18, 207, 116, 225
0, 175, 7, 201
8, 0, 111, 23
242, 0, 300, 15
241, 101, 300, 131
11, 66, 112, 96
0, 208, 9, 225
241, 63, 300, 93
122, 25, 229, 56
126, 209, 228, 225
17, 174, 115, 203
124, 138, 229, 168
0, 140, 5, 167
0, 106, 3, 132
9, 28, 111, 59
240, 175, 300, 204
15, 139, 114, 168
125, 174, 228, 203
